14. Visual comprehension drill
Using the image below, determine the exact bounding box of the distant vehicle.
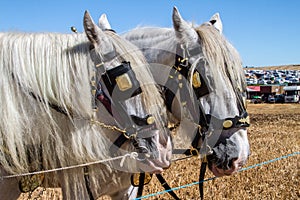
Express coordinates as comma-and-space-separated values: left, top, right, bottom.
267, 95, 275, 103
283, 86, 300, 103
251, 96, 263, 104
275, 94, 285, 103
274, 78, 284, 85
290, 78, 299, 83
258, 79, 267, 85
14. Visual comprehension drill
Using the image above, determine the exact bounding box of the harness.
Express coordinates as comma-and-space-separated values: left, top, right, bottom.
134, 44, 250, 199
21, 41, 161, 199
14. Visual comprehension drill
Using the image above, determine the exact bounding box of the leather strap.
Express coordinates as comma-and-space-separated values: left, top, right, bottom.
83, 167, 95, 200
155, 174, 180, 200
199, 161, 207, 200
136, 173, 146, 198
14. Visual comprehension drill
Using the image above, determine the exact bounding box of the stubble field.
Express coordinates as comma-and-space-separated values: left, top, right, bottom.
18, 103, 300, 199
141, 103, 299, 200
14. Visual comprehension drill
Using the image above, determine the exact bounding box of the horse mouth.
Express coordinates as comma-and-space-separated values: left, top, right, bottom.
205, 129, 250, 177
209, 163, 240, 177
207, 153, 247, 177
136, 134, 172, 173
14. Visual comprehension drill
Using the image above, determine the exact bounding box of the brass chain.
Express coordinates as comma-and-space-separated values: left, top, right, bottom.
90, 118, 126, 134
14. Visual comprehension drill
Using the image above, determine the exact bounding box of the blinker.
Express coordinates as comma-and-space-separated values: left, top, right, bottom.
101, 61, 141, 101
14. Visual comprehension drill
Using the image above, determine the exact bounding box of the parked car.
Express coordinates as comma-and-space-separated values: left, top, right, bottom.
267, 95, 275, 103
251, 96, 263, 104
275, 94, 285, 103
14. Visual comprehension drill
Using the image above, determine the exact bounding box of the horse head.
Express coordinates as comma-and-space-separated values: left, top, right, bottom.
83, 11, 172, 173
172, 7, 250, 177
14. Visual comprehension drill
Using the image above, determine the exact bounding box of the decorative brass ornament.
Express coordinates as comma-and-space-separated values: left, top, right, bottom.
131, 173, 153, 187
181, 58, 188, 63
223, 120, 233, 128
239, 116, 250, 124
192, 71, 201, 88
71, 26, 78, 33
146, 116, 155, 125
90, 80, 96, 86
19, 174, 45, 193
115, 73, 132, 91
178, 74, 182, 80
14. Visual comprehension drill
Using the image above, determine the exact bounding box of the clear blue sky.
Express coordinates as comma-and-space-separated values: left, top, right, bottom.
1, 0, 299, 67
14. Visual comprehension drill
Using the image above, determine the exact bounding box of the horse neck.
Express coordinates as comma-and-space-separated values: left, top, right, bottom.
124, 27, 177, 66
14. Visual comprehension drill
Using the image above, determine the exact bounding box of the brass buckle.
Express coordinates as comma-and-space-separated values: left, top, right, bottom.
190, 147, 199, 156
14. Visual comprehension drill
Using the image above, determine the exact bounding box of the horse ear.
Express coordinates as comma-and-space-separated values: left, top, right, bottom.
83, 10, 106, 46
209, 13, 223, 34
84, 11, 115, 58
98, 14, 112, 31
172, 6, 198, 45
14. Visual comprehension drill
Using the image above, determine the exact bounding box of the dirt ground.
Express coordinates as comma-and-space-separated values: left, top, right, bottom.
18, 103, 300, 199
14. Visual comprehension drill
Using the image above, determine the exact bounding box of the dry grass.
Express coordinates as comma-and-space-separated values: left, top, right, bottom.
142, 103, 300, 200
18, 104, 300, 199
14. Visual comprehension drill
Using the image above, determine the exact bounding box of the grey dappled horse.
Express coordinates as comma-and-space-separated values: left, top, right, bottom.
0, 11, 172, 200
121, 7, 250, 177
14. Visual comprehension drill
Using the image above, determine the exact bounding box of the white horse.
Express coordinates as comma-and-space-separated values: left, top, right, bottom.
120, 7, 250, 178
0, 11, 172, 199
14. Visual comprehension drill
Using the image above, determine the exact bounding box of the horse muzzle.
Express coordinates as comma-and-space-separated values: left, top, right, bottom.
136, 132, 172, 173
206, 128, 250, 177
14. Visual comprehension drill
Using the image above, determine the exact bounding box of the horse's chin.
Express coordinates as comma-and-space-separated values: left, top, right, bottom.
137, 135, 172, 173
137, 161, 164, 173
209, 163, 239, 177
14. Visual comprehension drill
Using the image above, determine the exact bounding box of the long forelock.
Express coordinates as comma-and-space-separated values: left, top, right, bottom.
194, 25, 246, 92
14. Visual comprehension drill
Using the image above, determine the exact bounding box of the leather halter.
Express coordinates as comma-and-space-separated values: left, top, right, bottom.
92, 59, 159, 158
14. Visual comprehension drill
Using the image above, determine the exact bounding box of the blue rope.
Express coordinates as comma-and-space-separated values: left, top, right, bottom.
135, 151, 300, 200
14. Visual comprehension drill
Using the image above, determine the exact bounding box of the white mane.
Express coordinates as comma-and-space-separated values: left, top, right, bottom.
0, 32, 94, 174
0, 30, 168, 199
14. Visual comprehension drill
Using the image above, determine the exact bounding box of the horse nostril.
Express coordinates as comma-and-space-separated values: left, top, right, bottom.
228, 157, 238, 169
